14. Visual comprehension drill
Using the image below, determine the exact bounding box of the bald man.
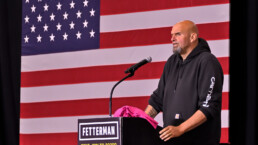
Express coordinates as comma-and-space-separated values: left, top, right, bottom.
145, 20, 223, 145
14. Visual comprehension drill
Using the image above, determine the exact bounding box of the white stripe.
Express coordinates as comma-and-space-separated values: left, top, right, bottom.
221, 110, 229, 128
21, 79, 160, 103
20, 115, 109, 134
21, 75, 229, 103
154, 113, 164, 127
100, 4, 229, 32
209, 39, 229, 57
223, 75, 229, 94
21, 39, 229, 72
20, 110, 229, 134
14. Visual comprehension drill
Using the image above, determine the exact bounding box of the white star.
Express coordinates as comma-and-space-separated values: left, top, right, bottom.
63, 32, 68, 40
89, 8, 95, 16
70, 1, 75, 9
24, 35, 29, 43
31, 5, 36, 12
25, 0, 29, 4
56, 23, 62, 31
69, 21, 75, 29
83, 20, 88, 28
76, 10, 82, 18
83, 0, 89, 7
63, 12, 68, 20
30, 25, 36, 32
89, 29, 95, 38
24, 15, 29, 23
49, 33, 55, 41
76, 31, 82, 39
50, 13, 55, 21
37, 34, 42, 42
43, 3, 49, 11
37, 14, 42, 22
43, 24, 48, 32
56, 2, 62, 10
38, 0, 42, 2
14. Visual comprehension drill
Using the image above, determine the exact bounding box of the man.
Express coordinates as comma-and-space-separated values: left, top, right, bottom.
145, 20, 223, 145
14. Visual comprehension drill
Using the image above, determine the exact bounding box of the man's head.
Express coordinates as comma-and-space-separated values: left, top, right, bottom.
171, 20, 199, 57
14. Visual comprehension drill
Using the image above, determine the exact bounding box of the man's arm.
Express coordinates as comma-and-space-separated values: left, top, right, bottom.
145, 105, 158, 118
159, 110, 207, 141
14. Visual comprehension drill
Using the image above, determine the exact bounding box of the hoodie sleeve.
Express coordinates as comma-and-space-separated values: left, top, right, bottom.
148, 60, 170, 113
198, 55, 224, 120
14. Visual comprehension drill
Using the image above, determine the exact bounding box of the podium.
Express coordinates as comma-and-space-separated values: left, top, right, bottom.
78, 117, 164, 145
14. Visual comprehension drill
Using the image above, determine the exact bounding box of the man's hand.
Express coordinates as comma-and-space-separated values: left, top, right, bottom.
159, 125, 185, 141
159, 110, 207, 142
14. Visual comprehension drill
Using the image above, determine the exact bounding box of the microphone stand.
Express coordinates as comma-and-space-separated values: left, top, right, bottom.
109, 72, 134, 117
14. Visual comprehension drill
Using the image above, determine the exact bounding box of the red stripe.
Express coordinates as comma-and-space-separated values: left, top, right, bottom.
20, 96, 150, 118
100, 22, 229, 48
220, 128, 229, 143
20, 93, 228, 118
218, 57, 229, 75
20, 133, 77, 145
222, 92, 229, 110
100, 0, 230, 15
21, 61, 164, 87
21, 57, 228, 87
19, 128, 229, 145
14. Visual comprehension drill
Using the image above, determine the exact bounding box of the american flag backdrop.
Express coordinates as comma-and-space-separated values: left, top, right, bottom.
20, 0, 230, 144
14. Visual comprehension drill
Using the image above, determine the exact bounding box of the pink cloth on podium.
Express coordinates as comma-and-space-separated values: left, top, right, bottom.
113, 105, 158, 129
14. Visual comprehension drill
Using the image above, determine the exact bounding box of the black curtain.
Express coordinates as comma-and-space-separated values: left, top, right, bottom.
0, 0, 21, 144
230, 0, 258, 145
0, 0, 257, 145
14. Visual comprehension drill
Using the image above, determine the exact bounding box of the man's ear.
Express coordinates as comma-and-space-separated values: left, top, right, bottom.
190, 33, 198, 43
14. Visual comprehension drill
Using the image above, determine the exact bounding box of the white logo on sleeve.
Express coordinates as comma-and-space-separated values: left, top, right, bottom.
203, 77, 215, 107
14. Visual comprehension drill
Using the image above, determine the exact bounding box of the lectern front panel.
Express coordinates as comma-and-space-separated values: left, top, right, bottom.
78, 117, 121, 145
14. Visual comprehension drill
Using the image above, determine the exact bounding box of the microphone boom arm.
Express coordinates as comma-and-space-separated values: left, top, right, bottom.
109, 72, 134, 117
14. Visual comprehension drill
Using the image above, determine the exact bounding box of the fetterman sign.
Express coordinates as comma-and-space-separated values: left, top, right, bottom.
78, 117, 121, 145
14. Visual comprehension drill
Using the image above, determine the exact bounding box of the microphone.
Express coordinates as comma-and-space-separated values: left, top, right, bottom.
109, 56, 152, 117
125, 57, 152, 74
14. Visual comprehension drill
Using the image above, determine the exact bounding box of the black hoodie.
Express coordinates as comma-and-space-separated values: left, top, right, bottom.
149, 38, 224, 145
